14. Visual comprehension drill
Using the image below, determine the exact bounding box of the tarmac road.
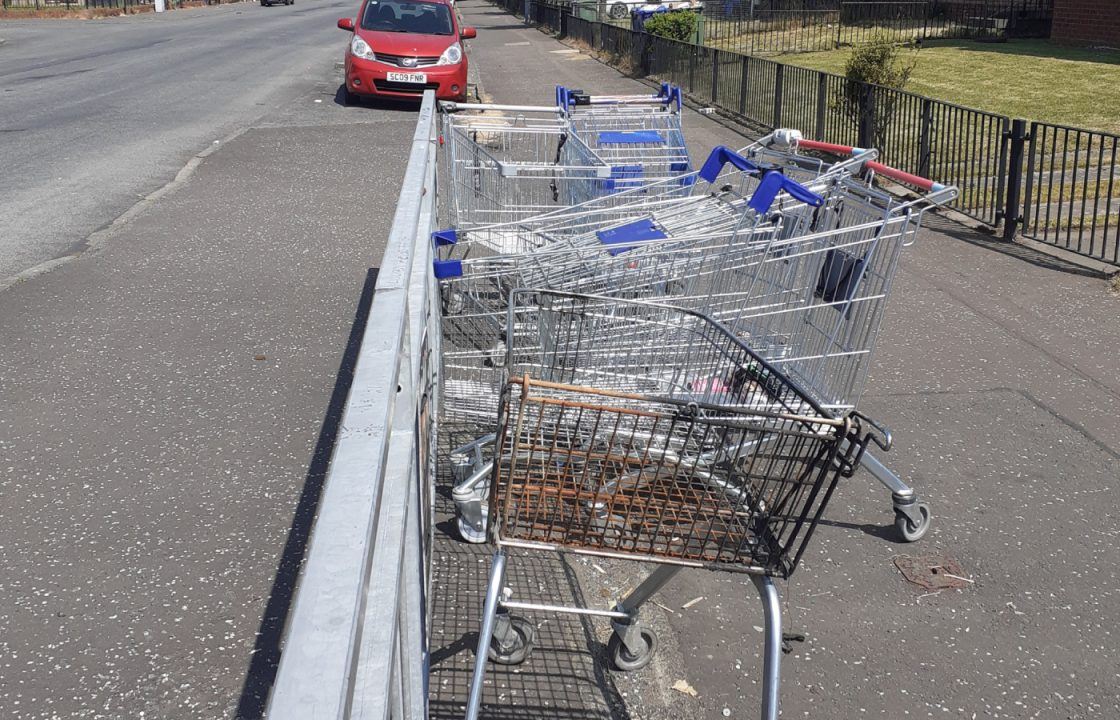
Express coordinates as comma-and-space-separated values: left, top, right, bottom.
0, 4, 424, 717
0, 0, 354, 282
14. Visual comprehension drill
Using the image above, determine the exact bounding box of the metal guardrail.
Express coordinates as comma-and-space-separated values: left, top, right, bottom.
266, 90, 440, 720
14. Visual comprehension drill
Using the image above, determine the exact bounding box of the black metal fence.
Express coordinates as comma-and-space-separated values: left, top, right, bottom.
525, 2, 1119, 266
571, 0, 1054, 56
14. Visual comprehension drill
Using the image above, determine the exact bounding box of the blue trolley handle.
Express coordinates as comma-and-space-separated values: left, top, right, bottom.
430, 229, 462, 279
747, 171, 825, 214
698, 146, 762, 183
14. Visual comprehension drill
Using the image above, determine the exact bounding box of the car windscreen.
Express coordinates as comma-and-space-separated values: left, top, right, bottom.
360, 0, 455, 35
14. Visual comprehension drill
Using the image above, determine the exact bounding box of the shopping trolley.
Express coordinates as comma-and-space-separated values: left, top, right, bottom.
443, 138, 952, 544
440, 145, 893, 541
436, 146, 828, 427
462, 290, 890, 720
557, 83, 693, 192
438, 102, 613, 242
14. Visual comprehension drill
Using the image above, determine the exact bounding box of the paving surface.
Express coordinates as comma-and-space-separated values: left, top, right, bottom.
0, 1, 1117, 719
0, 0, 354, 281
0, 15, 424, 716
429, 3, 1120, 720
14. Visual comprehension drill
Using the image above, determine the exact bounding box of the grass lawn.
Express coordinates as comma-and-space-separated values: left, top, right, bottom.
774, 40, 1120, 135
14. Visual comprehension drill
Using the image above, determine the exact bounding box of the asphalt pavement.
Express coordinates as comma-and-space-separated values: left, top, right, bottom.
429, 4, 1120, 720
0, 0, 355, 282
1, 2, 1119, 719
0, 5, 424, 717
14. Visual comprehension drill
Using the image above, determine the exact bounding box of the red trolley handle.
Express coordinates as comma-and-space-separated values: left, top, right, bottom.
794, 138, 948, 193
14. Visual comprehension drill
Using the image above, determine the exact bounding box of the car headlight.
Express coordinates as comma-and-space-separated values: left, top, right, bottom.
437, 43, 462, 66
350, 36, 375, 61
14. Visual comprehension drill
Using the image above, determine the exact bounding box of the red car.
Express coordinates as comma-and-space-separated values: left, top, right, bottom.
337, 0, 476, 103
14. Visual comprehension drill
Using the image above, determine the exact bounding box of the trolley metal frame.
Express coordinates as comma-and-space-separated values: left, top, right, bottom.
462, 290, 889, 720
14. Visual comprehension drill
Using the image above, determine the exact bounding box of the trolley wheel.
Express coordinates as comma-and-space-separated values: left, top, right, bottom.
457, 512, 488, 544
488, 615, 535, 665
608, 2, 628, 19
608, 626, 657, 672
894, 502, 931, 543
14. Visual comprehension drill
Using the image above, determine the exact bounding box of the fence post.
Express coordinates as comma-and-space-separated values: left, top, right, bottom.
815, 73, 827, 141
857, 83, 876, 150
1002, 118, 1030, 241
917, 97, 933, 178
688, 44, 696, 94
738, 55, 749, 117
711, 50, 720, 105
773, 63, 784, 129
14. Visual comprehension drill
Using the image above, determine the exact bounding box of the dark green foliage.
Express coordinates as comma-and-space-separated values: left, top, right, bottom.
643, 10, 698, 43
842, 34, 916, 148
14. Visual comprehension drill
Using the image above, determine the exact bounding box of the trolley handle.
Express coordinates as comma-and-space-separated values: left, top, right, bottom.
431, 229, 463, 279
698, 145, 761, 183
838, 410, 893, 478
747, 171, 825, 214
794, 138, 949, 194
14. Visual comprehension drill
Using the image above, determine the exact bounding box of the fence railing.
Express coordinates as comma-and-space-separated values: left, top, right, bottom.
543, 1, 1119, 266
265, 91, 439, 719
573, 0, 1054, 56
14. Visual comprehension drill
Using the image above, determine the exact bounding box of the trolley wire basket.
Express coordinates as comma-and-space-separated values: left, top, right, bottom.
462, 290, 888, 720
558, 84, 694, 193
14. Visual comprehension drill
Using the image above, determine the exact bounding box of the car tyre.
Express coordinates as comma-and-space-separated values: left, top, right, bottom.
260, 0, 270, 5
342, 85, 355, 106
608, 2, 627, 19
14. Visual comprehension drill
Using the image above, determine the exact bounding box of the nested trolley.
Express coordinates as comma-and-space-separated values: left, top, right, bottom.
444, 140, 955, 545
557, 83, 693, 192
463, 291, 887, 720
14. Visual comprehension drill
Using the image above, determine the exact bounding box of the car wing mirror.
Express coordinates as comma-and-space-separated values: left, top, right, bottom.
337, 17, 355, 31
461, 26, 477, 39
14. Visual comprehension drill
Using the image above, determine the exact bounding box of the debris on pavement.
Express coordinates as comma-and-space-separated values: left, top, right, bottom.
893, 553, 973, 591
671, 679, 699, 698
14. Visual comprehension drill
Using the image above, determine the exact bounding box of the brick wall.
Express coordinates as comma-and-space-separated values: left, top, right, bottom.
1052, 0, 1120, 46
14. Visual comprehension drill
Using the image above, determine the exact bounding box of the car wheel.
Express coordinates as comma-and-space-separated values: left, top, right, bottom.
608, 2, 628, 19
342, 85, 355, 106
260, 1, 269, 5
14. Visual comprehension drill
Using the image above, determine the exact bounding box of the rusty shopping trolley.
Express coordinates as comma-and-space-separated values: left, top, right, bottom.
463, 291, 888, 720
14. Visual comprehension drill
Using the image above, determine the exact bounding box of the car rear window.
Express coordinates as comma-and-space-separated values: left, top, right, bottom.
360, 0, 455, 35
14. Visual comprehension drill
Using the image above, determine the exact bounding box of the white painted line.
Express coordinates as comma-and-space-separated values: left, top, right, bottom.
550, 48, 579, 54
504, 41, 531, 46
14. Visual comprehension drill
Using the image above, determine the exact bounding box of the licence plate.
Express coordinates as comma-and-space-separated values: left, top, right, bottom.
386, 72, 427, 84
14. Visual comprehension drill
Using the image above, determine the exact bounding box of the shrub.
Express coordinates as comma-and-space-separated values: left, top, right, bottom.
842, 34, 916, 148
644, 10, 698, 43
844, 34, 916, 90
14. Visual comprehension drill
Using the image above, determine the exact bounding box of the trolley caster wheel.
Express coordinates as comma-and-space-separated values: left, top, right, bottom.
488, 615, 535, 665
894, 502, 931, 543
608, 626, 657, 672
457, 510, 488, 544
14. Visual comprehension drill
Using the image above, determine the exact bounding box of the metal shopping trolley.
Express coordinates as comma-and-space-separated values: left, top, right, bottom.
438, 102, 614, 243
557, 83, 693, 192
442, 137, 952, 544
439, 146, 897, 539
462, 290, 889, 720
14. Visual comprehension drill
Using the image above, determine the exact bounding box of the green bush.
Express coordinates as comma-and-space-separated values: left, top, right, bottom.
844, 34, 916, 91
643, 10, 698, 43
842, 34, 916, 147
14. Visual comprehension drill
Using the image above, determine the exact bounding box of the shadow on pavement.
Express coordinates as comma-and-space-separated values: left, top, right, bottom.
334, 83, 435, 111
234, 268, 379, 719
